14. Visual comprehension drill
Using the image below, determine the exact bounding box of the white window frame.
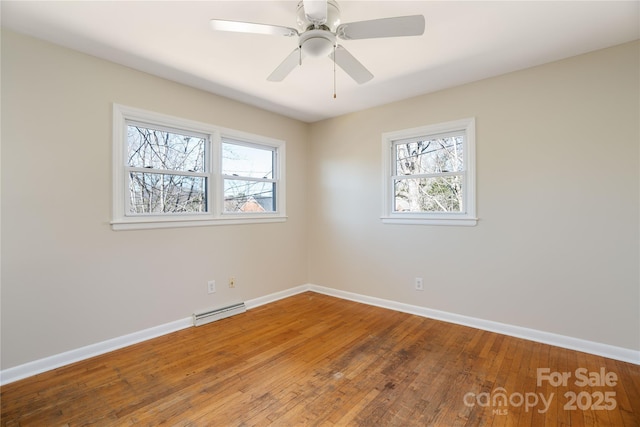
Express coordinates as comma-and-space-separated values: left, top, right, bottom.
220, 137, 280, 216
381, 117, 477, 226
112, 104, 286, 230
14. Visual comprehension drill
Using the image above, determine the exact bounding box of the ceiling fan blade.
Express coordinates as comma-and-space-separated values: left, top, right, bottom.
330, 45, 373, 84
210, 19, 298, 37
336, 15, 425, 40
267, 48, 303, 82
303, 0, 328, 25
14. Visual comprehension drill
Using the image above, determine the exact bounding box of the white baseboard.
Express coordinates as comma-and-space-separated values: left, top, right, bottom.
0, 286, 313, 386
2, 283, 637, 385
245, 284, 311, 310
0, 317, 193, 386
307, 284, 640, 366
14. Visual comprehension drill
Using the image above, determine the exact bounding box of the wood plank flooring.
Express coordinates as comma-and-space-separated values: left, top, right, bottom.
2, 292, 639, 426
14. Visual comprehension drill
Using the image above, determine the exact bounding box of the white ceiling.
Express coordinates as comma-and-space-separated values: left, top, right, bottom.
2, 1, 638, 123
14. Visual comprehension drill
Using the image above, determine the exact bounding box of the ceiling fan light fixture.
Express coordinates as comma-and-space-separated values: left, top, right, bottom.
299, 30, 336, 57
302, 37, 333, 57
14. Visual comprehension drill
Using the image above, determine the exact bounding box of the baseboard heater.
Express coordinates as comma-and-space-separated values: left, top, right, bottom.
193, 302, 246, 327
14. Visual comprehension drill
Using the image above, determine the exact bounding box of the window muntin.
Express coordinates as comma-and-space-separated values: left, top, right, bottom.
222, 140, 278, 214
126, 123, 209, 215
112, 104, 286, 230
382, 118, 476, 226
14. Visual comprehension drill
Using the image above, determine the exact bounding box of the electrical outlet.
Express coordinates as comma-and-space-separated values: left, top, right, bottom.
207, 280, 216, 294
415, 277, 424, 291
229, 277, 236, 288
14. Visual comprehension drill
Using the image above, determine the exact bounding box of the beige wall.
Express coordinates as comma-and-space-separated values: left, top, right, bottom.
307, 41, 639, 351
2, 29, 638, 370
1, 30, 309, 369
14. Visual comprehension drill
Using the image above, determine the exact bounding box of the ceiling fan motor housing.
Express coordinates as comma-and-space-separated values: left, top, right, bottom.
296, 0, 341, 31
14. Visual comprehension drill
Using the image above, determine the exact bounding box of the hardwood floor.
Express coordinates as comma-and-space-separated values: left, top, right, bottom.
2, 292, 639, 426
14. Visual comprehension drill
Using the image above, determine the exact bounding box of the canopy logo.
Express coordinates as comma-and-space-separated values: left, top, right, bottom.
463, 388, 553, 415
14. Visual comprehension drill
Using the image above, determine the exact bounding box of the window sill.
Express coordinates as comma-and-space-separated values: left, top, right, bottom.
111, 215, 287, 231
381, 216, 478, 226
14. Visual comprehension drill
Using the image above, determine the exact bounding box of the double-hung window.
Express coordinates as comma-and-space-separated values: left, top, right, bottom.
112, 104, 286, 230
126, 122, 209, 215
381, 118, 477, 226
222, 139, 278, 214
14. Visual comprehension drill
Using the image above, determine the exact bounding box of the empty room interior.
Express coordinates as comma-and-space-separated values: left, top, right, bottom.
1, 1, 639, 425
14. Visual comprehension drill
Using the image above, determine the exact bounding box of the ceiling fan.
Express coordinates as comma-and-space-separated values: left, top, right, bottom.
210, 0, 425, 85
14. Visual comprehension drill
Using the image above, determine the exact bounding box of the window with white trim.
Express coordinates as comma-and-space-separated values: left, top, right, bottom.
222, 139, 278, 214
382, 118, 476, 226
126, 122, 209, 215
112, 104, 286, 230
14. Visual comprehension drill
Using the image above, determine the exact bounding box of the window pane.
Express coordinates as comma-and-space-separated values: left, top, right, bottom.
127, 125, 206, 172
222, 142, 274, 179
224, 179, 275, 213
395, 136, 464, 175
394, 176, 463, 213
129, 172, 207, 214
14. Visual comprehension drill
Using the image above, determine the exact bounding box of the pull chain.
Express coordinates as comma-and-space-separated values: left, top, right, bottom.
333, 44, 337, 99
